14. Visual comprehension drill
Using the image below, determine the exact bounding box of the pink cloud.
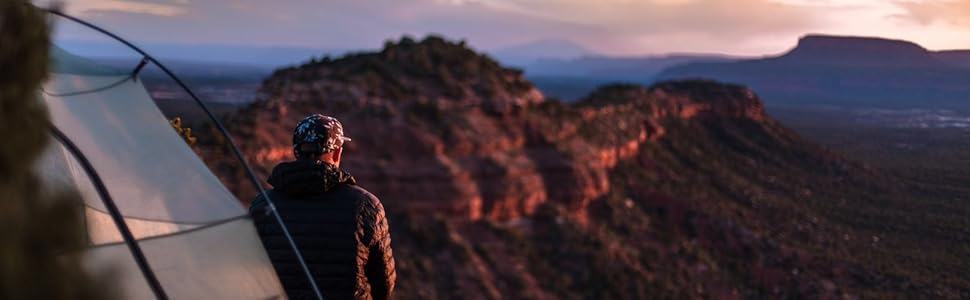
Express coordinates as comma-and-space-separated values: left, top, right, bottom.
42, 0, 970, 56
48, 0, 188, 17
894, 0, 970, 25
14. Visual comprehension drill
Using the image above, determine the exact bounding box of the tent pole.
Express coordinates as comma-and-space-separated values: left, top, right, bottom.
50, 127, 169, 300
40, 7, 325, 300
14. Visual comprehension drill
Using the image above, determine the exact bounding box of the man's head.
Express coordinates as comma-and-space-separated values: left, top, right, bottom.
292, 114, 352, 166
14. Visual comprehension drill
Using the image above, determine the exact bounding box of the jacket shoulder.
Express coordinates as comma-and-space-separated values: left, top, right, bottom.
337, 184, 383, 208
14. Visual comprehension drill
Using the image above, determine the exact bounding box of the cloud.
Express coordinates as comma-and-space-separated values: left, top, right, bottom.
32, 0, 188, 17
422, 0, 819, 53
49, 0, 607, 50
59, 0, 964, 56
469, 0, 815, 34
893, 0, 970, 25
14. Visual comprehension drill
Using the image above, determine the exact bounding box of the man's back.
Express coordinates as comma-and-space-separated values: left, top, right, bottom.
252, 160, 396, 300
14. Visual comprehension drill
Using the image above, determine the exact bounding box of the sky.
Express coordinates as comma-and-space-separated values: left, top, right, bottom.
34, 0, 970, 57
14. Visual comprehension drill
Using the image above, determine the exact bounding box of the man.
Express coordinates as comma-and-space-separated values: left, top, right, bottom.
252, 114, 396, 300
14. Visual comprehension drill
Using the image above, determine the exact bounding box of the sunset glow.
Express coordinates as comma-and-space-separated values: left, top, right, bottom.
39, 0, 970, 55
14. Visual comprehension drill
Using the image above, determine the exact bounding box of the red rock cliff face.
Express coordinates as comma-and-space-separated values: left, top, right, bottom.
199, 37, 961, 299
213, 59, 765, 223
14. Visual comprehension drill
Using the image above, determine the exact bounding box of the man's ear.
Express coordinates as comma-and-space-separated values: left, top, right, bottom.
333, 147, 343, 165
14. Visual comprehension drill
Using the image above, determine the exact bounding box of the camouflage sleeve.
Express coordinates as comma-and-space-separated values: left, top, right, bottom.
363, 194, 396, 300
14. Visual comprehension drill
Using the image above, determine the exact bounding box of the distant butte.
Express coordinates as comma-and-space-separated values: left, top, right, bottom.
779, 34, 943, 67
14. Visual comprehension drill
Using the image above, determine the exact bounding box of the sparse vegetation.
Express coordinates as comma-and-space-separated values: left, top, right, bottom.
169, 117, 198, 145
261, 35, 537, 107
197, 37, 968, 299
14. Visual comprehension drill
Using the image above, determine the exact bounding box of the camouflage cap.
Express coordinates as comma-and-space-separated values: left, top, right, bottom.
292, 114, 352, 156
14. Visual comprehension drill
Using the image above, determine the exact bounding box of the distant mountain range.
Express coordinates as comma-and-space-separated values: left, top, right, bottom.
527, 54, 738, 80
935, 50, 970, 68
60, 38, 598, 70
524, 54, 741, 99
92, 56, 272, 82
60, 38, 703, 101
56, 40, 354, 68
485, 40, 745, 100
63, 35, 970, 110
487, 39, 597, 67
657, 35, 970, 110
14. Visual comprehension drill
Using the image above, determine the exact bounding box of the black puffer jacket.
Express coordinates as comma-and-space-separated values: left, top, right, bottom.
252, 160, 396, 300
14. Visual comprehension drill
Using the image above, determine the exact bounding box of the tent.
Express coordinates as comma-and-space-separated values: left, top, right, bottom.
28, 8, 328, 299
34, 45, 288, 299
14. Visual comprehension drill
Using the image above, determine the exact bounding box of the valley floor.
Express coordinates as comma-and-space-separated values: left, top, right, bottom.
773, 106, 970, 298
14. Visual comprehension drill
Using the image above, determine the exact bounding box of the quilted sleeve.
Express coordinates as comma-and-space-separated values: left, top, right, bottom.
362, 194, 396, 300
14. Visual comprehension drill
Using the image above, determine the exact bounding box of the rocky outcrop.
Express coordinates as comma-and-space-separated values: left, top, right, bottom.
198, 36, 957, 299
215, 71, 766, 222
207, 37, 761, 222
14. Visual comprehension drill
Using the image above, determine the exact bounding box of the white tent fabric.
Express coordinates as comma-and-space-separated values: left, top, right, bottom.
85, 219, 285, 299
35, 48, 286, 299
36, 139, 200, 244
42, 73, 243, 224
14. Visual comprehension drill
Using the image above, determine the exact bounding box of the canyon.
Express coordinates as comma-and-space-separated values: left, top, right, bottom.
195, 36, 969, 298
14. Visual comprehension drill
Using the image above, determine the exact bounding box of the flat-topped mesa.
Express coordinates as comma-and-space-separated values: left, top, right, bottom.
780, 34, 942, 67
260, 35, 544, 115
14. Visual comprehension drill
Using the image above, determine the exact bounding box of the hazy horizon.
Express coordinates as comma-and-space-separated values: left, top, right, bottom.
34, 0, 970, 59
52, 32, 966, 70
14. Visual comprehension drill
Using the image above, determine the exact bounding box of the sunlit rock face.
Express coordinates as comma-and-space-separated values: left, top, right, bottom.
200, 36, 935, 299
209, 41, 766, 221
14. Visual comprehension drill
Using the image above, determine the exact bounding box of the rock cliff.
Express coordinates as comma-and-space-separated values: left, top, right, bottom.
197, 36, 965, 298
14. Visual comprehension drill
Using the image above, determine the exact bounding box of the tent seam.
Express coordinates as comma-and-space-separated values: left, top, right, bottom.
87, 215, 251, 249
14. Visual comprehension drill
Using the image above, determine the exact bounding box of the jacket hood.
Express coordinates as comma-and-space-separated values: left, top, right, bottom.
267, 159, 356, 197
